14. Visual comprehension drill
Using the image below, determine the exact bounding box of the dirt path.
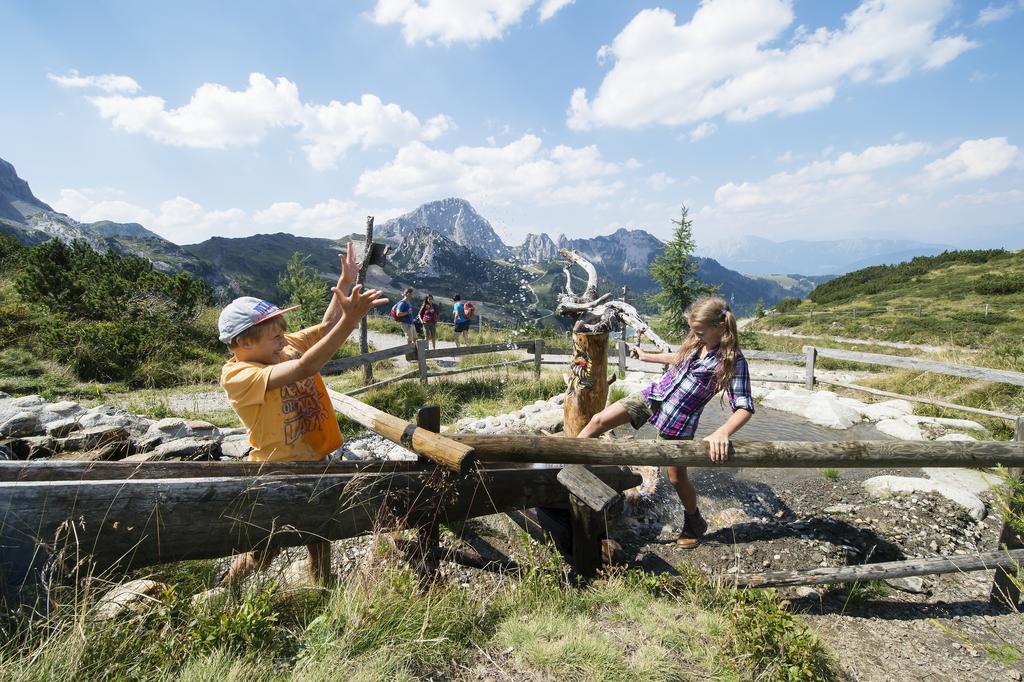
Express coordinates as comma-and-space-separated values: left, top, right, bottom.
750, 328, 974, 355
611, 403, 1023, 681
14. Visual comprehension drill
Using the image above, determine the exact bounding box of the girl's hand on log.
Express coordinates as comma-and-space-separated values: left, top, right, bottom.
703, 430, 730, 463
626, 342, 643, 360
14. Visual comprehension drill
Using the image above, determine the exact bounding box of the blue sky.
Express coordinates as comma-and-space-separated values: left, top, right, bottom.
1, 0, 1022, 249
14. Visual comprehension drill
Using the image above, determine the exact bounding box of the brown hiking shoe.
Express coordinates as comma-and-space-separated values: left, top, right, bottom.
675, 510, 708, 549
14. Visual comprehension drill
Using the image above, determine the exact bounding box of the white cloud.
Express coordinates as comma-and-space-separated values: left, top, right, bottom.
75, 72, 452, 169
975, 3, 1016, 26
924, 138, 1021, 183
646, 172, 676, 191
568, 0, 975, 131
689, 122, 717, 141
50, 188, 402, 244
939, 188, 1024, 208
538, 0, 574, 22
712, 141, 931, 212
47, 69, 140, 93
355, 134, 630, 206
371, 0, 570, 45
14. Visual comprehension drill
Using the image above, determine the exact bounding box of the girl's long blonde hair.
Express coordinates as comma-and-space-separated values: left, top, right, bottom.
676, 295, 741, 391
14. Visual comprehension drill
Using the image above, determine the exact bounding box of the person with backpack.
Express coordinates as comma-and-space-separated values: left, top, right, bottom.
391, 287, 416, 345
418, 294, 441, 350
452, 293, 474, 347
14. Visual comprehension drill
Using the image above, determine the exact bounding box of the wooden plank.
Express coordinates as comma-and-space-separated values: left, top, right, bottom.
0, 464, 641, 606
991, 417, 1024, 608
416, 339, 429, 385
0, 459, 433, 482
420, 340, 535, 360
557, 464, 620, 513
357, 217, 374, 385
322, 344, 410, 375
534, 339, 544, 380
447, 434, 1024, 468
328, 389, 474, 472
569, 495, 603, 582
344, 369, 418, 397
617, 340, 627, 377
426, 359, 533, 379
564, 332, 609, 438
745, 350, 806, 363
817, 379, 1019, 422
734, 548, 1024, 589
814, 346, 1024, 387
804, 345, 817, 390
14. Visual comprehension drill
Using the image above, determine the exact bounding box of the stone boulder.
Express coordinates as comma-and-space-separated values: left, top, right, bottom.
124, 437, 221, 462
94, 579, 170, 620
525, 408, 563, 433
0, 411, 41, 437
802, 393, 863, 429
862, 475, 987, 520
144, 417, 221, 442
875, 418, 926, 441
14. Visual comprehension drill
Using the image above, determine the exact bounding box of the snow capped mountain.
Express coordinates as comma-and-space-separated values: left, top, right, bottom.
378, 197, 511, 260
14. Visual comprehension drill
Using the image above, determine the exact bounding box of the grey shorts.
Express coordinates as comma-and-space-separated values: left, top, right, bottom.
617, 392, 653, 430
423, 323, 437, 337
616, 392, 693, 441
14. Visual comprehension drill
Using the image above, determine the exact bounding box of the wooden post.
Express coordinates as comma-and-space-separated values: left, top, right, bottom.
563, 332, 610, 437
617, 339, 627, 378
533, 338, 544, 380
804, 345, 817, 390
415, 406, 442, 579
416, 339, 429, 385
991, 416, 1024, 608
561, 330, 613, 581
358, 217, 374, 386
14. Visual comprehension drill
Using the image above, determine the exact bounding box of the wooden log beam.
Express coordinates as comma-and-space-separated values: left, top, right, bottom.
0, 459, 433, 482
418, 340, 535, 360
816, 379, 1019, 422
447, 434, 1024, 468
814, 346, 1024, 387
0, 464, 641, 607
732, 548, 1024, 589
327, 389, 473, 473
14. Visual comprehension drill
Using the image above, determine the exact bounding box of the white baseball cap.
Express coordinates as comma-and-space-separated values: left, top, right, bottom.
218, 297, 299, 344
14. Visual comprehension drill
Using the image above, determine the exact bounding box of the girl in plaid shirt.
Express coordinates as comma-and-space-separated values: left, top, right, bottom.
577, 296, 755, 548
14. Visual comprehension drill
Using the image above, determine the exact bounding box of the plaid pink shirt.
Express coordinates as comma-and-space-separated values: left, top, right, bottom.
640, 347, 755, 438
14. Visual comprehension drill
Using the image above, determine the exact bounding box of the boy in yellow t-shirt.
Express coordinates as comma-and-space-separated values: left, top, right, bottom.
216, 242, 388, 586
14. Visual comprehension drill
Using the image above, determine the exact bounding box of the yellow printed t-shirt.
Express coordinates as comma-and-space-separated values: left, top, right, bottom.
220, 324, 343, 462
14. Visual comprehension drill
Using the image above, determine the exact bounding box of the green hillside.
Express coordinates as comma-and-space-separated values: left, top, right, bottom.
752, 249, 1024, 349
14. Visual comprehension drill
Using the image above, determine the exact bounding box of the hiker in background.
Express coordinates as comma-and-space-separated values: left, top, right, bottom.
452, 293, 474, 347
391, 287, 416, 345
575, 296, 754, 549
418, 293, 440, 350
217, 243, 387, 585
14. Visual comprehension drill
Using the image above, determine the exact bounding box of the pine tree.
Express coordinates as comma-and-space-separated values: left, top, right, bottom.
754, 298, 765, 318
277, 252, 328, 330
650, 205, 717, 331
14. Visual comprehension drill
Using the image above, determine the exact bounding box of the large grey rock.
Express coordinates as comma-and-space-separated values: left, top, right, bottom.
57, 426, 130, 452
45, 417, 83, 438
875, 418, 926, 441
860, 399, 914, 421
78, 410, 132, 430
0, 411, 42, 437
802, 393, 862, 430
525, 408, 563, 433
45, 400, 84, 416
145, 437, 221, 461
94, 579, 169, 620
144, 417, 220, 441
220, 435, 250, 459
10, 395, 45, 409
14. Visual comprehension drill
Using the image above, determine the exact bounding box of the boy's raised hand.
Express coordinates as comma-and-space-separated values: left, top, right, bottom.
333, 283, 388, 320
336, 241, 359, 294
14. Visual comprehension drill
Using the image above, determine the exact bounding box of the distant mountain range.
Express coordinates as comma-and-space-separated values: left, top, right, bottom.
696, 235, 953, 276
0, 156, 862, 320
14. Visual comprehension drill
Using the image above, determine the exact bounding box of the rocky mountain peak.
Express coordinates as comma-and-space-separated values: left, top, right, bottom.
0, 157, 54, 225
519, 232, 559, 263
378, 198, 510, 260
